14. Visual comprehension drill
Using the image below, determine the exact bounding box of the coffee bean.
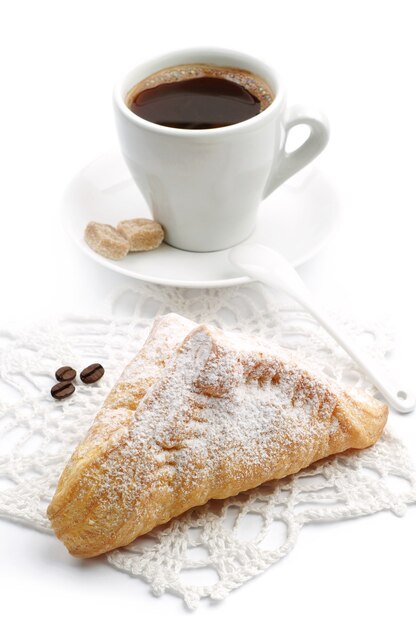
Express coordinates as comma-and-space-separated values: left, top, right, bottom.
55, 366, 76, 382
80, 363, 105, 384
51, 381, 75, 400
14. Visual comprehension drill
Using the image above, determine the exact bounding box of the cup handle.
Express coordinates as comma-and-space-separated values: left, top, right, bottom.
263, 105, 330, 199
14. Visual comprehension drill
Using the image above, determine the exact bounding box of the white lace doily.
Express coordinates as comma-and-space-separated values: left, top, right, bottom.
0, 284, 415, 609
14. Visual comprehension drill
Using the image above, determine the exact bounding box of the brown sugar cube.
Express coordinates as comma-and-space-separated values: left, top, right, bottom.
117, 218, 164, 252
84, 222, 129, 260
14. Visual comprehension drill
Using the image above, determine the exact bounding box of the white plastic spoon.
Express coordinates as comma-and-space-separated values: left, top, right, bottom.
229, 243, 415, 413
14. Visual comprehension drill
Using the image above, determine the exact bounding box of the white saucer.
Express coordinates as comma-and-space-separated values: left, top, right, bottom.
62, 152, 340, 288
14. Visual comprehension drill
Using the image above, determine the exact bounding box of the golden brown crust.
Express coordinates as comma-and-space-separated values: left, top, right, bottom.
47, 313, 195, 554
48, 317, 388, 558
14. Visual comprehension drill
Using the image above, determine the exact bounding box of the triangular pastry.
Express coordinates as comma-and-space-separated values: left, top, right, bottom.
48, 314, 388, 557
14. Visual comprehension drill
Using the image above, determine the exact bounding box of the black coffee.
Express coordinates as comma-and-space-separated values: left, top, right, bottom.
127, 64, 274, 130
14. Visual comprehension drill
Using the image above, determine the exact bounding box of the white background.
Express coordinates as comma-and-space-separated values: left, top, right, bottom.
0, 1, 415, 624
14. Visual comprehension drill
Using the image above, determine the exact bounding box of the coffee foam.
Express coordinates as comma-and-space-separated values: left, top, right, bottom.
126, 63, 274, 112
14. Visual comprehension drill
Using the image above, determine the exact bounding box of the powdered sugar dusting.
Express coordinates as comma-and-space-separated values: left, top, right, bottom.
90, 319, 352, 535
58, 314, 196, 482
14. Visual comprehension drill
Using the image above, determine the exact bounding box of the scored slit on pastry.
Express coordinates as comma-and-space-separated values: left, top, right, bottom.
48, 314, 388, 558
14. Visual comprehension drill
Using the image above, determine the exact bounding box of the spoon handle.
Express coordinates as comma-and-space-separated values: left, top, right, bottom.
229, 243, 415, 413
300, 296, 415, 413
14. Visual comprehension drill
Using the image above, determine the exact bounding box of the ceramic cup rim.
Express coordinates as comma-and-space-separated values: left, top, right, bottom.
113, 46, 285, 138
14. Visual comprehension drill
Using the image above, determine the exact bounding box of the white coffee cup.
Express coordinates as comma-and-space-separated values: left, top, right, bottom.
114, 47, 329, 252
